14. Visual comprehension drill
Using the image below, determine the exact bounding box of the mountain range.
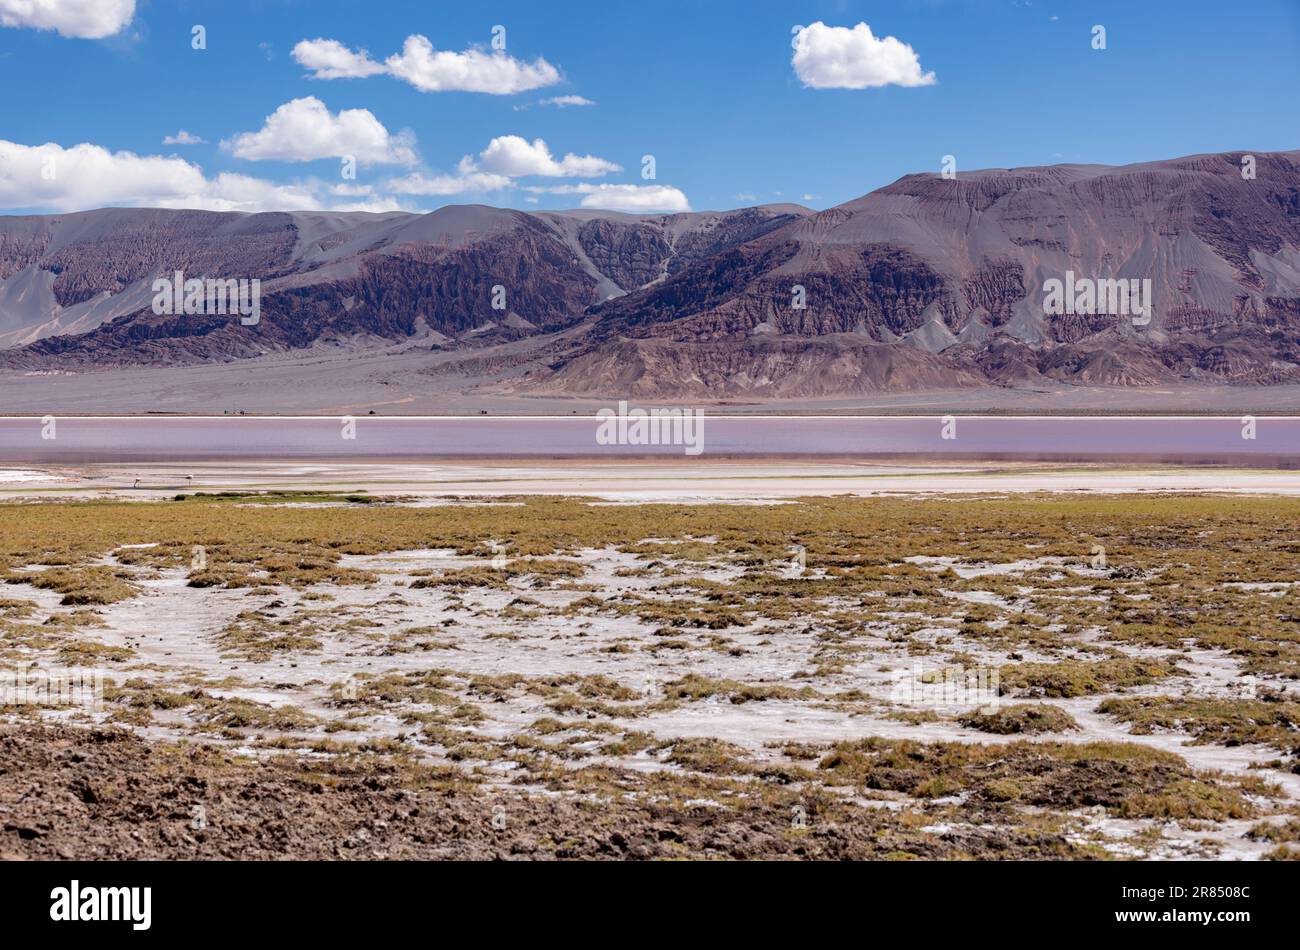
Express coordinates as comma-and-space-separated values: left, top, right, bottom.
1, 148, 1298, 403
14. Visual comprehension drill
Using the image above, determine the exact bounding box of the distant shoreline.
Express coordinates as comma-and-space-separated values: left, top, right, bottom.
4, 458, 1300, 498
1, 411, 1298, 419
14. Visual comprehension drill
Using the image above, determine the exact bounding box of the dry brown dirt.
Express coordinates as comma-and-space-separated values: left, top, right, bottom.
0, 724, 1096, 861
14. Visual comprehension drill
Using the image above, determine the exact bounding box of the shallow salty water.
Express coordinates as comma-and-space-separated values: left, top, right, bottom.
0, 415, 1296, 463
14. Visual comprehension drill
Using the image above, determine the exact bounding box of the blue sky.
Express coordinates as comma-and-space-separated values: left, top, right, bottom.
0, 0, 1296, 215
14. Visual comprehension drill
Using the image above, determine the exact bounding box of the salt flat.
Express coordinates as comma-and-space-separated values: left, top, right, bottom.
3, 458, 1299, 499
2, 491, 1298, 859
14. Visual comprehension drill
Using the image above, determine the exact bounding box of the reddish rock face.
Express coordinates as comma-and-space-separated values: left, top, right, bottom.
549, 149, 1300, 396
531, 335, 986, 399
0, 205, 806, 368
1, 150, 1299, 397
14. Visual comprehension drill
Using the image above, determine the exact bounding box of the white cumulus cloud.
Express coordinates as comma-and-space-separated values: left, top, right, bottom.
791, 21, 935, 89
0, 0, 134, 38
384, 170, 513, 196
383, 134, 623, 201
386, 35, 560, 94
225, 97, 417, 165
473, 135, 619, 178
155, 173, 323, 213
539, 95, 595, 108
294, 34, 561, 95
527, 183, 690, 213
0, 140, 323, 213
163, 130, 205, 146
291, 38, 387, 79
329, 197, 408, 213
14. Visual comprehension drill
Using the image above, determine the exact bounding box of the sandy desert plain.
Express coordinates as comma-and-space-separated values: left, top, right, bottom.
1, 458, 1299, 861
